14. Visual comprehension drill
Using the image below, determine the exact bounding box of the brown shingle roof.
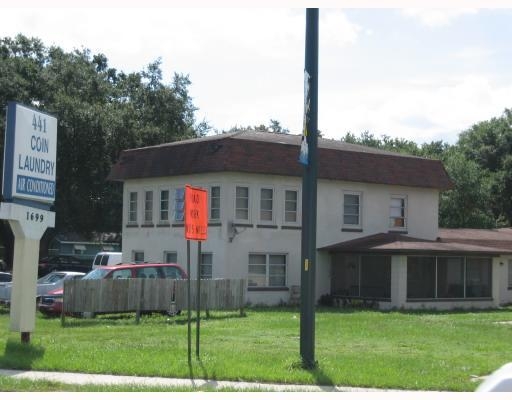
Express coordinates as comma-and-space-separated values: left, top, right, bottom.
438, 228, 512, 250
320, 232, 512, 255
108, 131, 453, 190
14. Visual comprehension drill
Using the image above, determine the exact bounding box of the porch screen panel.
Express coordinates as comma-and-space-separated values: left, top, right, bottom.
437, 257, 464, 298
407, 256, 435, 299
331, 254, 359, 296
360, 255, 391, 298
466, 258, 492, 298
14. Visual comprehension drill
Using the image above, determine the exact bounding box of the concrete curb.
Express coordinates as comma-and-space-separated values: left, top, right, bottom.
0, 369, 399, 392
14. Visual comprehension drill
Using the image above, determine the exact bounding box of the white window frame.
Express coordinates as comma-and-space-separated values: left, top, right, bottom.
200, 252, 213, 279
283, 187, 301, 226
210, 185, 221, 221
343, 191, 362, 228
144, 190, 154, 224
164, 251, 177, 263
389, 194, 407, 230
159, 189, 170, 223
259, 187, 274, 223
235, 185, 250, 222
173, 186, 185, 222
248, 253, 287, 288
132, 250, 144, 263
128, 191, 138, 225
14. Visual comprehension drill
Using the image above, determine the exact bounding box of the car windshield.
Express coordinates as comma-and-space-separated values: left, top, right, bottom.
37, 272, 65, 284
82, 268, 110, 280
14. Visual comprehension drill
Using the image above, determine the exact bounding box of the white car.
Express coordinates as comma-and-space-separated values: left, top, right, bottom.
0, 271, 85, 304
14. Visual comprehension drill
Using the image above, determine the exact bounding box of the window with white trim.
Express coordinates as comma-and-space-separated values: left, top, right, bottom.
164, 251, 177, 263
201, 253, 213, 279
390, 195, 407, 229
260, 188, 274, 222
144, 190, 153, 223
174, 187, 185, 222
248, 253, 286, 287
284, 189, 298, 223
133, 251, 144, 263
128, 192, 138, 224
210, 186, 221, 220
160, 190, 169, 222
235, 186, 250, 221
343, 192, 361, 227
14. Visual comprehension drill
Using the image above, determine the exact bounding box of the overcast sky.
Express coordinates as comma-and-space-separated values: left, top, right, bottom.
1, 4, 512, 144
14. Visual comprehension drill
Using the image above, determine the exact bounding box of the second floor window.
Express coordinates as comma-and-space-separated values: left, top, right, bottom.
343, 192, 361, 226
284, 190, 298, 223
390, 195, 407, 229
160, 190, 169, 222
210, 186, 221, 220
144, 191, 153, 223
235, 186, 249, 221
260, 188, 273, 222
128, 192, 138, 224
174, 187, 185, 222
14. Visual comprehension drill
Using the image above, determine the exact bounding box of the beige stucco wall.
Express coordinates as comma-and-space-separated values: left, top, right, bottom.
121, 171, 441, 305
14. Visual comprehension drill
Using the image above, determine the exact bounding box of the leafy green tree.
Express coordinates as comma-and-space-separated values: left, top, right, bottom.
439, 150, 495, 228
457, 109, 512, 225
0, 34, 205, 238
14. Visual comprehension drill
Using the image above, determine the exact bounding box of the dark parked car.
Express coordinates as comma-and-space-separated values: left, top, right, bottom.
38, 255, 90, 277
0, 272, 12, 283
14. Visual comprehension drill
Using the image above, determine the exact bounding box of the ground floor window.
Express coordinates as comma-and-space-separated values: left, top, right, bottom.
331, 254, 391, 299
201, 253, 213, 279
248, 253, 286, 288
407, 256, 492, 299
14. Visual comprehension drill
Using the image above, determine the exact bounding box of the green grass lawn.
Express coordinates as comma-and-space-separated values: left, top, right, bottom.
1, 305, 512, 391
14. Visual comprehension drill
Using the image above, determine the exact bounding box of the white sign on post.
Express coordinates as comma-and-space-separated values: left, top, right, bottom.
1, 102, 57, 342
2, 102, 57, 205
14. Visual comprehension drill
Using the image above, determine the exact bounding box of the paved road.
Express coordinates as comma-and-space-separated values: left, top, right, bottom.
0, 368, 402, 392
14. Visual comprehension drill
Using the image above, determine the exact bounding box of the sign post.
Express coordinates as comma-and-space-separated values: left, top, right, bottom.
184, 185, 208, 360
1, 102, 57, 343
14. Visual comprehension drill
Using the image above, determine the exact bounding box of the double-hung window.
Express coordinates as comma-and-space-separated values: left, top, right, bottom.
210, 186, 221, 220
260, 188, 274, 222
201, 253, 213, 279
164, 251, 177, 263
390, 195, 407, 229
144, 190, 153, 223
128, 192, 138, 224
174, 187, 185, 222
343, 192, 361, 227
248, 253, 286, 288
160, 190, 169, 223
133, 251, 144, 263
235, 186, 250, 221
284, 189, 298, 223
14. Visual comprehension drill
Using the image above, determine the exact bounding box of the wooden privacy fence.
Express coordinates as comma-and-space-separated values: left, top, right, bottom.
63, 278, 246, 317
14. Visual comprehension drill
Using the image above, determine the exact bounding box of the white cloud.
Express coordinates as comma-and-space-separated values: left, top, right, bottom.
320, 74, 512, 144
320, 9, 362, 47
401, 8, 478, 27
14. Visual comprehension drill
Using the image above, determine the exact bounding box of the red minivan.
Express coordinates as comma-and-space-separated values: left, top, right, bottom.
38, 263, 187, 316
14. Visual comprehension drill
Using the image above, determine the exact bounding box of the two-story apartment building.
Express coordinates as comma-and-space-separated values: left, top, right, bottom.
108, 130, 512, 309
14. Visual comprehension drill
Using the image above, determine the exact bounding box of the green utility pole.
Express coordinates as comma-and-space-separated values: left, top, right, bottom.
299, 8, 319, 369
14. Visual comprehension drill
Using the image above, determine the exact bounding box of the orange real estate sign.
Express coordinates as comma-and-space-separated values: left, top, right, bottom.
184, 185, 208, 241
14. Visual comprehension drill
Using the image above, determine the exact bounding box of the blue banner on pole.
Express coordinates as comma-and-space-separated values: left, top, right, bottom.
299, 69, 311, 165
